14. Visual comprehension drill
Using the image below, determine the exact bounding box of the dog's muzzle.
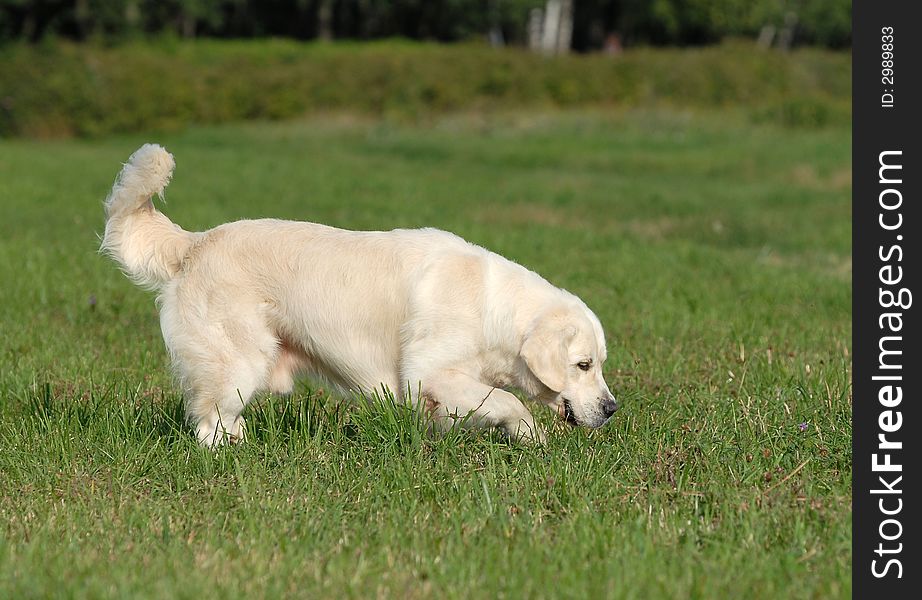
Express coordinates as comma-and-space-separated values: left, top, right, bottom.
558, 396, 618, 428
559, 398, 580, 426
601, 396, 618, 418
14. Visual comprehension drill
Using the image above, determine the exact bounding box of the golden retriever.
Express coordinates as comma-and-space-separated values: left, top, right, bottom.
102, 144, 618, 446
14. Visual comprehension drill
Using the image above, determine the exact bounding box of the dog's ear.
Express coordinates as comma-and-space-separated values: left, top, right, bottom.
521, 316, 576, 392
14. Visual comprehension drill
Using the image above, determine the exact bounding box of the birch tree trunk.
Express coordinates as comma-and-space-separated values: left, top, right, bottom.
540, 0, 561, 54
538, 0, 573, 55
527, 8, 544, 51
556, 0, 573, 54
318, 0, 334, 41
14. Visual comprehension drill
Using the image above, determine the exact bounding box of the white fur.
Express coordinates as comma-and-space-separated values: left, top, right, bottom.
102, 144, 618, 446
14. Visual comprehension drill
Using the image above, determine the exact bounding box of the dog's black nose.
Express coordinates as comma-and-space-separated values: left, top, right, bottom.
601, 397, 618, 418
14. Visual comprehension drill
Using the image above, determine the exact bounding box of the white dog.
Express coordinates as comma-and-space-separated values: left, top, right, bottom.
102, 144, 618, 446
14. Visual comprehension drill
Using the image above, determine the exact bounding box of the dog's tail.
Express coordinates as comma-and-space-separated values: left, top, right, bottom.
101, 144, 196, 289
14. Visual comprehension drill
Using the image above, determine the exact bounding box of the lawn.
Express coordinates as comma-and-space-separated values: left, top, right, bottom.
0, 109, 851, 598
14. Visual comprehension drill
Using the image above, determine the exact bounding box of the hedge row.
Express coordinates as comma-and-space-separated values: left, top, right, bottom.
0, 39, 850, 137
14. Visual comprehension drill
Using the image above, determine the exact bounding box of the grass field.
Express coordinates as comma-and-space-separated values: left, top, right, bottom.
0, 110, 851, 598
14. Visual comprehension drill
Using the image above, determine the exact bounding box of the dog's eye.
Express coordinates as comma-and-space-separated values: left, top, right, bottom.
577, 361, 591, 371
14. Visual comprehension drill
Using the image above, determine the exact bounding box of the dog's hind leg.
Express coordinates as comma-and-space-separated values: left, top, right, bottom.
266, 338, 311, 396
182, 348, 274, 447
161, 300, 278, 447
187, 372, 262, 447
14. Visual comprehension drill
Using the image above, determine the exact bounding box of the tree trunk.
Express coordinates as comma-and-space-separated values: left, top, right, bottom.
540, 0, 561, 54
318, 0, 334, 41
527, 8, 543, 51
538, 0, 573, 55
125, 1, 141, 31
556, 0, 573, 54
181, 12, 196, 39
777, 11, 799, 51
487, 0, 504, 47
75, 0, 90, 39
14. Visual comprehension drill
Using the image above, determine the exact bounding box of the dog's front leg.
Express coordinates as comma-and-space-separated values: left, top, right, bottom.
412, 370, 544, 444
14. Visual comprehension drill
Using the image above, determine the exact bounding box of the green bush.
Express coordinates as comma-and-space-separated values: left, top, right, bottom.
0, 38, 850, 138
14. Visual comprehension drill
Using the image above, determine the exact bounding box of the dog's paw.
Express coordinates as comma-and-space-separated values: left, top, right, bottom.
195, 416, 247, 448
506, 419, 546, 445
229, 416, 247, 443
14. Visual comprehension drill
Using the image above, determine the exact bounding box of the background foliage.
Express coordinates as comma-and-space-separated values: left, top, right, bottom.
0, 39, 850, 138
0, 0, 851, 48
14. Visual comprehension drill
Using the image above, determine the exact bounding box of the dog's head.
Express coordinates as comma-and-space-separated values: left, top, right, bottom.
520, 301, 618, 429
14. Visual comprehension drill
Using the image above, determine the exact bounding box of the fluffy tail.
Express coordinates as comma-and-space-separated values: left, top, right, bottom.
101, 144, 196, 289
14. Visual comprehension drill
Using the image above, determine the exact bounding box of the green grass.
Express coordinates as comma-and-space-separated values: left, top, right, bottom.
0, 109, 851, 598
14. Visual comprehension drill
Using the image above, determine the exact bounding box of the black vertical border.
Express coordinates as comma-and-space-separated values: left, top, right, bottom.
853, 1, 920, 597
